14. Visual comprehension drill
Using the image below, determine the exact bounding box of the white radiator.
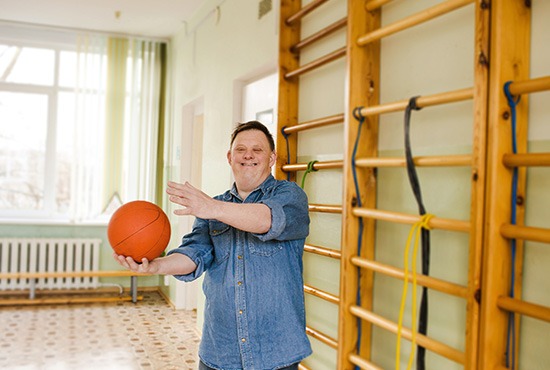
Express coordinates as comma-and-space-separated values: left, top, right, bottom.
0, 238, 102, 291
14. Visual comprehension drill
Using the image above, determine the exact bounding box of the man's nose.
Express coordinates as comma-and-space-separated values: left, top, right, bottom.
244, 150, 254, 158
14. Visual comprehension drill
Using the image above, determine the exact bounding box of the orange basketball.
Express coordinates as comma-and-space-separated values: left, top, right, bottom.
107, 200, 171, 261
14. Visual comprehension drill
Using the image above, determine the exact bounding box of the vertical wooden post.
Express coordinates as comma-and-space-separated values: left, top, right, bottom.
276, 0, 301, 181
338, 1, 380, 368
464, 1, 491, 368
479, 0, 530, 368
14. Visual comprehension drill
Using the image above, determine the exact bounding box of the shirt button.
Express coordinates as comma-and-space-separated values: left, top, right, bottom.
241, 338, 246, 342
239, 310, 243, 314
238, 255, 243, 259
237, 281, 242, 286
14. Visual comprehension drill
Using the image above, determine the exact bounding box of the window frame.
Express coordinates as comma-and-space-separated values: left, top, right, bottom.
0, 38, 95, 223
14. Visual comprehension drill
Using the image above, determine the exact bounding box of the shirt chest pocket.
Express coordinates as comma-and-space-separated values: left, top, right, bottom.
248, 238, 284, 257
208, 220, 231, 264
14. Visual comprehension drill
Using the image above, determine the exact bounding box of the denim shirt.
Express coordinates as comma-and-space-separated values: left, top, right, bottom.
167, 175, 312, 370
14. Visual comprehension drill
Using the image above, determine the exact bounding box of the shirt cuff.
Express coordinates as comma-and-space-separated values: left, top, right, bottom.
166, 248, 206, 282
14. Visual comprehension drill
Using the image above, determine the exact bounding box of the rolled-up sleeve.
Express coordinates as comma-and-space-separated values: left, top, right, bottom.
167, 217, 214, 282
254, 181, 310, 241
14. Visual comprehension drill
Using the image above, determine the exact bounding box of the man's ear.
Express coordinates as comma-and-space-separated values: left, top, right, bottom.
269, 150, 277, 167
227, 150, 232, 164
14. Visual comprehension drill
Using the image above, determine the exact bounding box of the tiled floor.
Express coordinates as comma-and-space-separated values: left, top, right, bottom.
0, 291, 201, 370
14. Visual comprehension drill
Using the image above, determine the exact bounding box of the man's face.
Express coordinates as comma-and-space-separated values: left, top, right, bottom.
227, 129, 276, 192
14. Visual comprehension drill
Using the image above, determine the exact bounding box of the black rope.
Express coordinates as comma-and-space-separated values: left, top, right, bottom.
404, 96, 430, 370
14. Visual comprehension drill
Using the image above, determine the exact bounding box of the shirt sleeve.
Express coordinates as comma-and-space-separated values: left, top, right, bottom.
254, 181, 310, 241
166, 217, 214, 282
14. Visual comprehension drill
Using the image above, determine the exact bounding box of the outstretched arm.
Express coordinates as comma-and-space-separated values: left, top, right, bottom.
114, 252, 197, 275
166, 181, 271, 234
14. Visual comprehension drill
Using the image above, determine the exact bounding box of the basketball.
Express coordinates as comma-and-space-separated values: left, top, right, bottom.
107, 200, 171, 261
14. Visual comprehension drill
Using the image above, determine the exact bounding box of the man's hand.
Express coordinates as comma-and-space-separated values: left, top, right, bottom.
166, 180, 272, 234
166, 181, 221, 219
113, 252, 198, 276
114, 253, 160, 274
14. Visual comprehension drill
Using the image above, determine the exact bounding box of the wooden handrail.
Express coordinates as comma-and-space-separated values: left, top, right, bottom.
349, 305, 465, 364
298, 363, 312, 370
502, 152, 550, 167
500, 224, 550, 244
285, 47, 346, 79
352, 207, 470, 233
497, 296, 550, 323
292, 18, 347, 53
351, 256, 469, 298
0, 295, 142, 306
306, 325, 338, 349
508, 75, 550, 96
357, 0, 474, 46
283, 113, 344, 134
348, 353, 384, 370
358, 87, 473, 117
286, 0, 331, 25
283, 160, 343, 172
304, 284, 340, 305
0, 270, 151, 279
355, 154, 471, 168
309, 204, 343, 213
304, 243, 342, 259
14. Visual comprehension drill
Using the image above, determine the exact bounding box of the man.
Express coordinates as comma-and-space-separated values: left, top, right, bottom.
115, 121, 312, 370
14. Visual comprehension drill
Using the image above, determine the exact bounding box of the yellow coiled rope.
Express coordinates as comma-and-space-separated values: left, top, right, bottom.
395, 213, 434, 370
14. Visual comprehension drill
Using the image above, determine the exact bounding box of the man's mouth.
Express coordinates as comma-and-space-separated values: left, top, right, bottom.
241, 163, 257, 166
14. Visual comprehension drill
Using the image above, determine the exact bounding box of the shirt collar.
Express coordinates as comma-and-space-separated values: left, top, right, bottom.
228, 174, 276, 201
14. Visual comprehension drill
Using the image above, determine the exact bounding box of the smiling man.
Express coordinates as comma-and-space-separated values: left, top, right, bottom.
115, 121, 312, 370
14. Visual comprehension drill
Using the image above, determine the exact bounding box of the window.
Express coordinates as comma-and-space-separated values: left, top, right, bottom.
0, 30, 166, 223
0, 41, 106, 221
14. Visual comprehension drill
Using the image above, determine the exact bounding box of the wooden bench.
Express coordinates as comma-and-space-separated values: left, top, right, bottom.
0, 270, 152, 305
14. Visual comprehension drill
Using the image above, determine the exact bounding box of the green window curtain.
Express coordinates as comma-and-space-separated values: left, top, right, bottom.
104, 38, 128, 207
103, 37, 168, 209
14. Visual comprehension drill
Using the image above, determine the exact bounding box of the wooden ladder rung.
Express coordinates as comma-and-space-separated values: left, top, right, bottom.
309, 204, 343, 214
500, 224, 550, 244
355, 154, 472, 168
283, 113, 345, 134
351, 256, 469, 298
349, 305, 465, 365
285, 47, 346, 79
304, 284, 340, 305
352, 207, 470, 233
502, 152, 550, 167
508, 75, 550, 96
292, 18, 347, 53
306, 326, 338, 349
283, 160, 343, 172
304, 243, 342, 259
286, 0, 331, 25
348, 353, 384, 370
358, 87, 473, 117
357, 0, 474, 46
497, 296, 550, 323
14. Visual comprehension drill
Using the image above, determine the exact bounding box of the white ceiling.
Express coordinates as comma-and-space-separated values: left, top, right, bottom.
0, 0, 205, 39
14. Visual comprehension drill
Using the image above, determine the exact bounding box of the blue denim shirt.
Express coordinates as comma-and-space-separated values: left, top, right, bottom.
168, 175, 312, 370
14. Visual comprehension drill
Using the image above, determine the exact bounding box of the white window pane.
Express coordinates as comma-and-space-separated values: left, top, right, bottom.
0, 91, 48, 211
59, 50, 77, 88
5, 47, 55, 86
56, 92, 76, 213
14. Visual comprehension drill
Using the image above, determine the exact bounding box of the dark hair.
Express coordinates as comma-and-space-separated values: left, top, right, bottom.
230, 121, 275, 151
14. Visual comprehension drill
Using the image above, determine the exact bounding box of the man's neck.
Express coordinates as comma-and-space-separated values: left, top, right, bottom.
235, 174, 270, 200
